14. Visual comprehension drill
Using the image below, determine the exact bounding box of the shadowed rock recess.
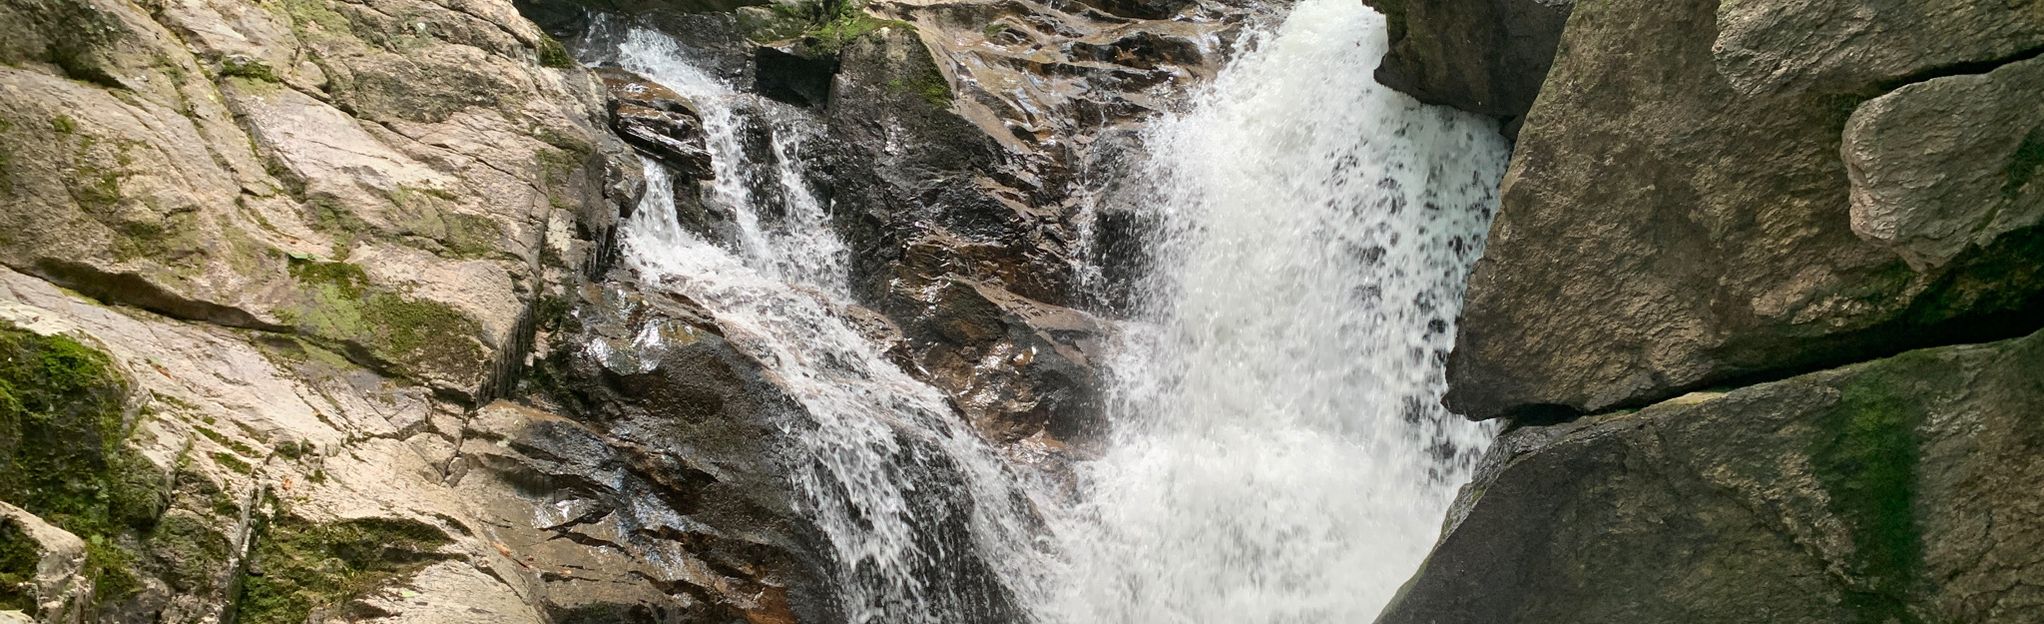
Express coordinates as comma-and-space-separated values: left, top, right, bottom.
1381, 0, 2044, 621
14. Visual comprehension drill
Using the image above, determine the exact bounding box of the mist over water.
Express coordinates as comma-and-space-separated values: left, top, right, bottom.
1045, 0, 1510, 620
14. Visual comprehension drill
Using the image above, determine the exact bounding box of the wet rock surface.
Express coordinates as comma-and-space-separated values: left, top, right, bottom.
596, 67, 718, 178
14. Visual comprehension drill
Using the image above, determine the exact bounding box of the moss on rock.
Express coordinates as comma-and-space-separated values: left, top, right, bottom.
0, 517, 35, 613
235, 515, 452, 624
283, 257, 486, 384
0, 321, 168, 606
1811, 355, 1929, 623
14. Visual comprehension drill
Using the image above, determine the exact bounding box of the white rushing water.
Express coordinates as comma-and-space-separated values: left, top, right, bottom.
1045, 0, 1511, 621
594, 0, 1506, 619
601, 26, 1048, 623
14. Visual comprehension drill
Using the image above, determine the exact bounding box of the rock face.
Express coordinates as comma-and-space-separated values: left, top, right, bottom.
1360, 0, 1572, 126
1442, 0, 2044, 419
806, 0, 1262, 446
1401, 0, 2044, 619
1383, 328, 2044, 624
0, 0, 635, 401
1843, 55, 2044, 270
0, 0, 711, 617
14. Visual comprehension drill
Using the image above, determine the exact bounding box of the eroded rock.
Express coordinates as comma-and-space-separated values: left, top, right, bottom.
596, 67, 717, 178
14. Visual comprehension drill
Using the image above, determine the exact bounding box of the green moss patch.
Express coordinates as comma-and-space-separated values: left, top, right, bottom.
755, 0, 911, 54
235, 515, 452, 624
1810, 356, 1930, 624
146, 512, 230, 593
886, 62, 952, 108
219, 57, 282, 83
535, 34, 573, 68
282, 258, 486, 383
0, 321, 167, 605
0, 517, 36, 613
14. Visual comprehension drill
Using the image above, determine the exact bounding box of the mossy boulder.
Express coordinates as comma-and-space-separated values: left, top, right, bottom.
1384, 328, 2044, 623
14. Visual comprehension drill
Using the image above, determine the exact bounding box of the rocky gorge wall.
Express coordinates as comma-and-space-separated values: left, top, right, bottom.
1375, 0, 2044, 622
0, 0, 1266, 620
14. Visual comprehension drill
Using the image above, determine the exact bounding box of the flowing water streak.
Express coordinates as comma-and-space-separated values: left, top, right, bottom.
1049, 0, 1510, 621
604, 26, 1046, 623
613, 28, 851, 289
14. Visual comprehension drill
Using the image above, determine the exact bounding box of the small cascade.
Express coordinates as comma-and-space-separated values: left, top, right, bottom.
590, 24, 1050, 623
1046, 0, 1512, 621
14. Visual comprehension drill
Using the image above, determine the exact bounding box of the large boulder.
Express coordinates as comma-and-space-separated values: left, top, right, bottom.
1383, 328, 2044, 623
1842, 55, 2044, 270
1713, 0, 2044, 97
1360, 0, 1573, 126
1443, 0, 2044, 419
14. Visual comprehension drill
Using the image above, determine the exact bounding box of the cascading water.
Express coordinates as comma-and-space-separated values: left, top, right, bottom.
593, 25, 1049, 623
1046, 0, 1511, 621
585, 0, 1505, 619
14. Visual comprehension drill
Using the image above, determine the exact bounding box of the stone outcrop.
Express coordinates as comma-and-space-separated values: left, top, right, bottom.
0, 0, 692, 617
595, 67, 716, 179
0, 0, 634, 402
1360, 0, 1572, 127
1442, 0, 2044, 420
1384, 328, 2044, 623
806, 0, 1262, 445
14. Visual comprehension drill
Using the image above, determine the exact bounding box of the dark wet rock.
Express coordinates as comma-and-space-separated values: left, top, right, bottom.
516, 278, 835, 624
753, 44, 838, 107
899, 277, 1107, 445
1386, 328, 2044, 624
1361, 0, 1572, 126
1443, 0, 2044, 419
596, 67, 717, 178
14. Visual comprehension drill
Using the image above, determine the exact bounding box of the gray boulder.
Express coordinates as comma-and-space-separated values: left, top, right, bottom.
1444, 0, 2044, 419
1385, 328, 2044, 623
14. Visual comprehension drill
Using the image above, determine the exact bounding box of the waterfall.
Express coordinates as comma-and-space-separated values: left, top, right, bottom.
587, 0, 1506, 618
1046, 0, 1511, 621
597, 25, 1048, 623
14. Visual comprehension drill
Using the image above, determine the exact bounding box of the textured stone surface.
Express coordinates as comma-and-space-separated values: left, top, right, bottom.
0, 0, 634, 399
1843, 55, 2044, 270
1714, 0, 2044, 97
1386, 328, 2044, 624
1444, 0, 2044, 419
1361, 0, 1572, 123
0, 503, 89, 623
